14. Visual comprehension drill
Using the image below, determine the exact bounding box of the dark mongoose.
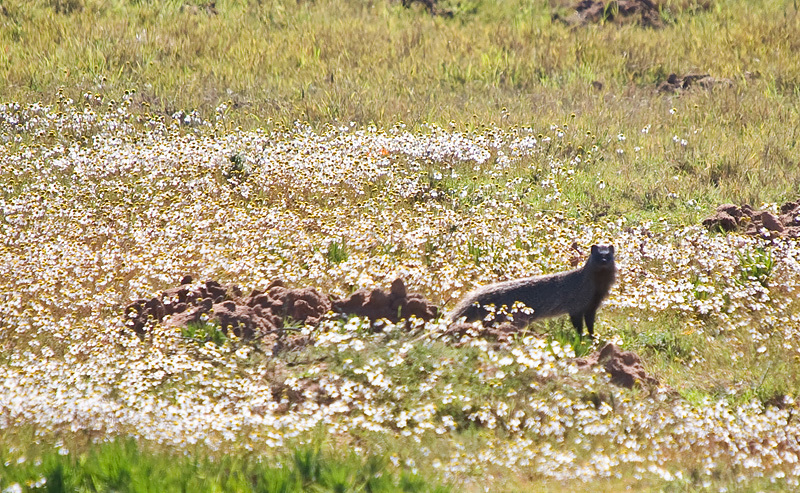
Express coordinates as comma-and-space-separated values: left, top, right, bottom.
449, 245, 616, 338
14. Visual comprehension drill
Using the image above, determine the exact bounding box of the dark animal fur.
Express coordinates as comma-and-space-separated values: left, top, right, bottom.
449, 245, 616, 337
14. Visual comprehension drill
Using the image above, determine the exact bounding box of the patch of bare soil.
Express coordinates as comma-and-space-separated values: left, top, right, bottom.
400, 0, 453, 17
180, 2, 217, 15
575, 343, 658, 389
124, 277, 439, 341
702, 201, 800, 239
555, 0, 664, 28
332, 278, 438, 326
657, 73, 734, 92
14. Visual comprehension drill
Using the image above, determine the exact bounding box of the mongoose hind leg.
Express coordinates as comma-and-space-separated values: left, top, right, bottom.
569, 312, 585, 338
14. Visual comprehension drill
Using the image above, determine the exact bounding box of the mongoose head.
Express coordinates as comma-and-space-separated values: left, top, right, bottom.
589, 244, 615, 271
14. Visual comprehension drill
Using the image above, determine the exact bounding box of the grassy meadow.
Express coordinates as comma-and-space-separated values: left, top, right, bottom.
2, 0, 800, 491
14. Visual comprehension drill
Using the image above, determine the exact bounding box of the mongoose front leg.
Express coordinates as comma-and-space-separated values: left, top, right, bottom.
584, 310, 596, 338
569, 312, 584, 337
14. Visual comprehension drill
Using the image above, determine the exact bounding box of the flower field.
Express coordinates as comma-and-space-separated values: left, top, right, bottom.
2, 95, 800, 491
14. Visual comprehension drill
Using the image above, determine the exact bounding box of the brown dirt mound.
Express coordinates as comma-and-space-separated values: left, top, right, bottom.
331, 278, 438, 326
702, 201, 800, 239
557, 0, 664, 28
400, 0, 453, 17
657, 73, 734, 92
246, 282, 331, 327
575, 343, 658, 389
124, 277, 262, 338
124, 277, 438, 340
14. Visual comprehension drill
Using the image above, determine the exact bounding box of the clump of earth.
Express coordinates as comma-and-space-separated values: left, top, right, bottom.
656, 73, 734, 92
575, 343, 659, 389
555, 0, 664, 28
400, 0, 453, 17
702, 201, 800, 239
124, 276, 439, 341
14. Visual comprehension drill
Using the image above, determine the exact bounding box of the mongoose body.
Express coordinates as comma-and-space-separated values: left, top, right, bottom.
449, 245, 616, 337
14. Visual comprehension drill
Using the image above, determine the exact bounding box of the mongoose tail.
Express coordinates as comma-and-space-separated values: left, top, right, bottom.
449, 244, 616, 338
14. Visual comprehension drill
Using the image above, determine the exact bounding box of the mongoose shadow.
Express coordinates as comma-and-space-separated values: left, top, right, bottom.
449, 245, 616, 338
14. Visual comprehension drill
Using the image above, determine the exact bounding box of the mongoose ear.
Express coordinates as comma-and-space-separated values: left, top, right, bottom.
608, 245, 614, 254
591, 245, 598, 255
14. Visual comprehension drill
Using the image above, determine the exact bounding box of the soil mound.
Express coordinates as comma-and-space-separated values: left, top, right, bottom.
124, 277, 259, 338
331, 278, 438, 326
702, 201, 800, 239
657, 73, 734, 92
400, 0, 453, 17
247, 282, 331, 327
557, 0, 664, 28
124, 277, 438, 340
575, 343, 658, 389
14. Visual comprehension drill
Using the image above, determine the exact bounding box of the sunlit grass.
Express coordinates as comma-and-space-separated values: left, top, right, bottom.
0, 432, 449, 493
0, 0, 799, 218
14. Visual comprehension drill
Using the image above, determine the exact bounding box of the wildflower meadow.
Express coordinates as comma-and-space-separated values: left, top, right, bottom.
2, 0, 800, 491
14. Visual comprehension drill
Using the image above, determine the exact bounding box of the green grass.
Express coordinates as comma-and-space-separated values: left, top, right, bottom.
326, 238, 350, 264
736, 244, 775, 287
182, 320, 229, 345
0, 432, 450, 493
